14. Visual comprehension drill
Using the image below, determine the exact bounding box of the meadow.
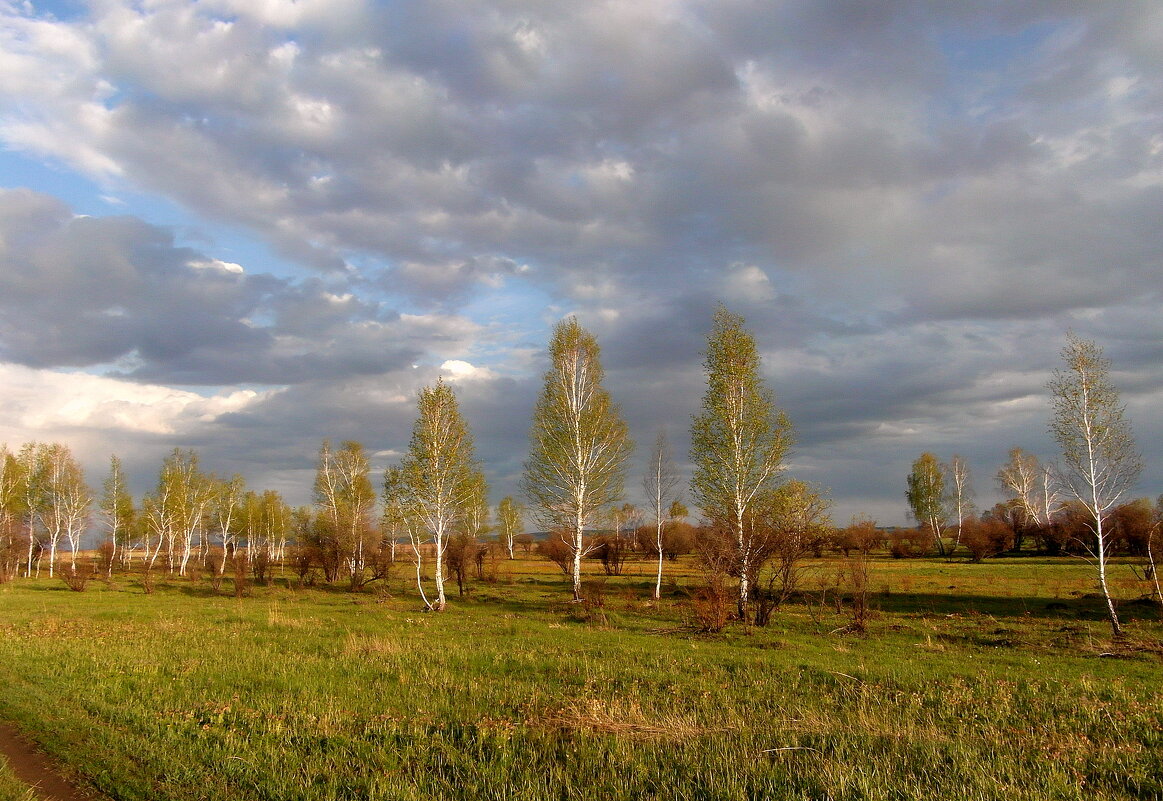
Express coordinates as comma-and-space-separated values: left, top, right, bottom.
0, 554, 1160, 801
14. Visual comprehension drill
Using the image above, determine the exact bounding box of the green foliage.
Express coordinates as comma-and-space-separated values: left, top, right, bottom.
522, 318, 631, 601
395, 379, 485, 610
690, 307, 792, 616
906, 452, 946, 555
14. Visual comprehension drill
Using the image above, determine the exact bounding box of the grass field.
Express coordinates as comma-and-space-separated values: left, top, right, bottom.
0, 555, 1160, 800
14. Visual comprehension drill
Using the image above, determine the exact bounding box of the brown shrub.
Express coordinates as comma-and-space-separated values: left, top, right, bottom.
962, 518, 1015, 563
536, 535, 572, 574
60, 564, 93, 592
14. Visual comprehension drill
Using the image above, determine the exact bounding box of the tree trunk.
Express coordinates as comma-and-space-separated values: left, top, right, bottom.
653, 521, 664, 601
1094, 517, 1122, 638
736, 509, 749, 619
433, 533, 447, 611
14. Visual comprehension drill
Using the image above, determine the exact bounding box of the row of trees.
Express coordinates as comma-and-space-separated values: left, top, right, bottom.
0, 445, 294, 584
904, 334, 1153, 637
2, 316, 1154, 637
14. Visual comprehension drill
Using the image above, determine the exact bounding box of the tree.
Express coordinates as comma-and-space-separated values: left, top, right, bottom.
99, 455, 135, 578
997, 446, 1060, 553
1048, 333, 1143, 637
497, 497, 524, 560
36, 442, 91, 576
643, 430, 682, 600
396, 379, 484, 611
906, 452, 946, 557
313, 440, 376, 586
523, 318, 632, 602
208, 474, 246, 579
0, 446, 30, 582
754, 479, 832, 625
945, 454, 974, 554
146, 449, 213, 575
690, 307, 792, 618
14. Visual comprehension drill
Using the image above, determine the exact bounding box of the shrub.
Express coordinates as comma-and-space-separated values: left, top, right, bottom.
536, 535, 572, 574
889, 528, 928, 558
233, 552, 250, 598
690, 576, 730, 633
60, 564, 92, 592
962, 518, 1015, 563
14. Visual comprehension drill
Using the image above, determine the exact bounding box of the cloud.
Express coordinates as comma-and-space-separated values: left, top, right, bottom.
0, 1, 1160, 519
0, 187, 498, 386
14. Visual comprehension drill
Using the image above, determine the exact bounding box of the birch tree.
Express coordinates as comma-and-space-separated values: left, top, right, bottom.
384, 465, 431, 609
208, 474, 246, 577
396, 379, 483, 611
36, 443, 91, 575
151, 449, 213, 576
997, 446, 1059, 529
906, 452, 947, 557
497, 496, 524, 560
99, 455, 135, 577
0, 446, 30, 582
523, 318, 632, 602
690, 307, 792, 618
643, 430, 682, 600
313, 441, 376, 586
945, 455, 974, 554
1048, 333, 1142, 638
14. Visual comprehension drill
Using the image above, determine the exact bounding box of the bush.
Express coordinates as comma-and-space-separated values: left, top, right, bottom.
536, 535, 572, 574
690, 576, 731, 633
832, 518, 884, 556
962, 518, 1015, 563
889, 528, 929, 558
60, 564, 92, 592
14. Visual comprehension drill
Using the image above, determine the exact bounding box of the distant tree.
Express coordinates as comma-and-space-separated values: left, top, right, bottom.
523, 318, 632, 602
36, 443, 91, 576
208, 474, 246, 578
691, 307, 792, 619
148, 449, 213, 576
644, 430, 683, 600
396, 380, 484, 611
996, 447, 1059, 532
99, 455, 135, 577
906, 452, 946, 557
0, 446, 30, 582
313, 440, 376, 586
945, 455, 974, 554
497, 497, 524, 560
1110, 499, 1154, 556
1048, 333, 1142, 638
961, 517, 1014, 563
242, 489, 290, 585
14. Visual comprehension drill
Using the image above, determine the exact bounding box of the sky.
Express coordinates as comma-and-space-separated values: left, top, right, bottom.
1, 0, 1160, 526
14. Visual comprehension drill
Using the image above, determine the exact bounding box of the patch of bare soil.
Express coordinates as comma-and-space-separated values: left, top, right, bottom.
0, 723, 102, 801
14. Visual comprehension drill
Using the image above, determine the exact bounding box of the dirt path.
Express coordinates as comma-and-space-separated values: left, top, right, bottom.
0, 723, 102, 801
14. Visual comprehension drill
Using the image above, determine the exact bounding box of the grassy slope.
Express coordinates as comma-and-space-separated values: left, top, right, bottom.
0, 556, 1160, 801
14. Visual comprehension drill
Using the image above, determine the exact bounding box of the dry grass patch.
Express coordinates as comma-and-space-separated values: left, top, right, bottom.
532, 697, 725, 739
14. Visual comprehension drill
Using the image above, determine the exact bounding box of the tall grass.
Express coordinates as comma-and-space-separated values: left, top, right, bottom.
0, 556, 1160, 800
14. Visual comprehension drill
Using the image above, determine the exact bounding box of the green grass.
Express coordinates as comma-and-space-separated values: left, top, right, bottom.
0, 757, 35, 801
0, 556, 1160, 800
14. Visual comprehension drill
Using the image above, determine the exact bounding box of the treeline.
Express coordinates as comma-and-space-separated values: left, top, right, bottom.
899, 448, 1163, 563
1, 315, 1159, 637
